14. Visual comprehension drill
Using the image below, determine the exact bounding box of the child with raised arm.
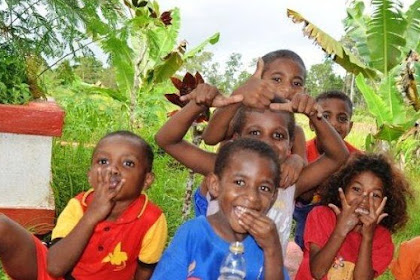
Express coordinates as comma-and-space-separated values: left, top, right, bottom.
294, 90, 361, 249
296, 153, 412, 280
203, 49, 309, 189
0, 131, 167, 280
152, 138, 289, 279
155, 83, 348, 258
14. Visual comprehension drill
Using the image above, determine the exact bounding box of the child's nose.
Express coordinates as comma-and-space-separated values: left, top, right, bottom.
109, 165, 120, 175
244, 187, 261, 208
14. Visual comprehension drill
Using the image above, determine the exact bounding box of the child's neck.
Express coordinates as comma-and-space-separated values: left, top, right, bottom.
208, 212, 248, 243
106, 199, 136, 221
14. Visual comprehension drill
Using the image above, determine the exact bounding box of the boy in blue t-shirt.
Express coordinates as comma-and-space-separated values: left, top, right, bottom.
151, 138, 289, 280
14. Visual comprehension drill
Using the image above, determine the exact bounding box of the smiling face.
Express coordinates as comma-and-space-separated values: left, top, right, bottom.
209, 150, 278, 239
238, 110, 292, 164
88, 135, 153, 202
262, 58, 305, 100
317, 98, 353, 139
344, 171, 384, 215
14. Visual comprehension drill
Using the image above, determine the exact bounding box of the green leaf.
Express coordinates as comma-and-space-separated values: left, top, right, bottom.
343, 1, 371, 64
151, 52, 183, 84
403, 0, 420, 54
287, 9, 377, 79
365, 133, 375, 152
375, 123, 407, 141
366, 0, 407, 74
355, 73, 392, 126
183, 32, 220, 60
378, 70, 406, 124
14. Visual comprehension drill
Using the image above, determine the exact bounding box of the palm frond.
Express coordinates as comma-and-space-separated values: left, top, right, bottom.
287, 9, 377, 79
403, 0, 420, 53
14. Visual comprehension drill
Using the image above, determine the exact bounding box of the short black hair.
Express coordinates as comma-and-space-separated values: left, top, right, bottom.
231, 97, 296, 141
94, 130, 154, 172
214, 138, 280, 187
316, 90, 353, 116
262, 49, 306, 78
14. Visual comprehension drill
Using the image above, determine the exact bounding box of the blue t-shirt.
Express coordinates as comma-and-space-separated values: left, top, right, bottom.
151, 216, 289, 280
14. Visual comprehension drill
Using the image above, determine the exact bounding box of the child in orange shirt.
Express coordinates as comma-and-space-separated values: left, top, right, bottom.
390, 236, 420, 280
0, 131, 167, 280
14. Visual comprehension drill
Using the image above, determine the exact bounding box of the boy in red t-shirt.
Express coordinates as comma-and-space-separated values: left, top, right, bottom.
294, 91, 361, 249
0, 131, 167, 280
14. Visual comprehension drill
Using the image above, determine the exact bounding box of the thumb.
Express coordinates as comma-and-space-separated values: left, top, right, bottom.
252, 58, 264, 79
328, 203, 341, 215
213, 94, 244, 107
269, 102, 292, 112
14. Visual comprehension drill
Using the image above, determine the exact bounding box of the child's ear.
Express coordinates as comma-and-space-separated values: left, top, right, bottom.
207, 173, 221, 199
142, 172, 155, 191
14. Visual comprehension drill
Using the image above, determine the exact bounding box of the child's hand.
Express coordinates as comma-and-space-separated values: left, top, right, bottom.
329, 188, 363, 236
269, 93, 323, 118
234, 58, 277, 109
237, 208, 281, 251
358, 194, 388, 237
86, 167, 124, 223
280, 154, 305, 188
180, 83, 243, 108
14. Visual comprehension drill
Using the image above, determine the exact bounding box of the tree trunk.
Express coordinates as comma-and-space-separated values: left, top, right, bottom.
181, 124, 202, 221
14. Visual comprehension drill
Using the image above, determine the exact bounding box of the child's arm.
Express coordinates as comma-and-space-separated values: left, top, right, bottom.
279, 126, 307, 188
309, 189, 363, 279
155, 84, 242, 176
202, 59, 276, 145
47, 168, 124, 277
238, 209, 284, 280
271, 94, 349, 197
353, 194, 388, 279
134, 263, 156, 280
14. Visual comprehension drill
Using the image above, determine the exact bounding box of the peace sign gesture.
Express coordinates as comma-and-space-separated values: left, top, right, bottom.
358, 194, 388, 237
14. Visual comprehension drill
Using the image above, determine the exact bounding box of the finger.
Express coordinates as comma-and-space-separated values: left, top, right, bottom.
269, 102, 292, 112
328, 203, 341, 215
179, 92, 194, 102
305, 98, 316, 116
297, 94, 309, 113
377, 213, 388, 224
338, 188, 349, 208
96, 167, 103, 185
213, 94, 243, 107
252, 58, 264, 79
315, 103, 323, 118
375, 196, 388, 216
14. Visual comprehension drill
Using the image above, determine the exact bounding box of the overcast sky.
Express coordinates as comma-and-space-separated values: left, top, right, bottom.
159, 0, 415, 73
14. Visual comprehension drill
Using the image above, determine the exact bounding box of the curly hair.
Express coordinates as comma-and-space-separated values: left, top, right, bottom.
319, 153, 413, 233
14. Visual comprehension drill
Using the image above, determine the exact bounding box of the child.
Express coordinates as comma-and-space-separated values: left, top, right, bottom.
390, 236, 420, 279
296, 153, 412, 279
202, 49, 309, 189
155, 83, 348, 257
151, 138, 289, 279
294, 90, 361, 249
0, 131, 167, 280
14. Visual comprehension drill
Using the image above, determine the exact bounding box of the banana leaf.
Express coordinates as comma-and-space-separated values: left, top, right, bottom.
366, 0, 406, 74
287, 9, 377, 79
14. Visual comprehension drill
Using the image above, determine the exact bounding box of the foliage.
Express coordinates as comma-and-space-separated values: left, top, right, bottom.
0, 0, 125, 103
56, 60, 76, 86
0, 42, 31, 104
305, 58, 344, 96
288, 0, 420, 152
73, 56, 104, 84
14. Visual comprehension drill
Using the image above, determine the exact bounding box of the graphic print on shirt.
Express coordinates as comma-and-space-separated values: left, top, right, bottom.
102, 242, 128, 271
327, 256, 355, 280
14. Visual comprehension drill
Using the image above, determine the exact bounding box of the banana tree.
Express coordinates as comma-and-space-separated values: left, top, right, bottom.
100, 0, 219, 127
288, 0, 420, 152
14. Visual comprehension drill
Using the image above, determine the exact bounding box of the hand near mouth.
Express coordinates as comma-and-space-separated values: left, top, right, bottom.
358, 194, 388, 238
86, 167, 125, 223
329, 188, 364, 236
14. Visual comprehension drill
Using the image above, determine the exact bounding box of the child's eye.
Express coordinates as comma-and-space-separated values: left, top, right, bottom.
259, 185, 272, 193
249, 130, 261, 136
322, 113, 330, 120
293, 81, 303, 87
234, 180, 245, 187
98, 158, 109, 165
372, 192, 383, 199
338, 116, 349, 123
351, 186, 361, 193
272, 77, 282, 83
273, 132, 285, 140
123, 160, 135, 167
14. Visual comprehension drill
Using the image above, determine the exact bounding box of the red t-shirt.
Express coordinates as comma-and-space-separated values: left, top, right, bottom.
306, 138, 361, 163
296, 206, 393, 280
